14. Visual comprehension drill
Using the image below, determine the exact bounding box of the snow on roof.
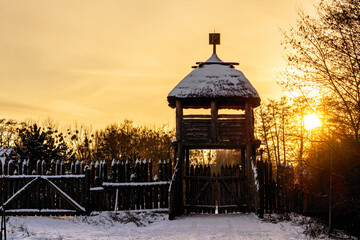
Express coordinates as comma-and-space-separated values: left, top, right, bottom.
167, 53, 260, 108
200, 53, 223, 63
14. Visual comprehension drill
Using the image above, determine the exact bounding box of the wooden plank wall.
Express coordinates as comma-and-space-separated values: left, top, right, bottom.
90, 159, 172, 212
256, 160, 326, 218
182, 114, 246, 143
0, 158, 173, 215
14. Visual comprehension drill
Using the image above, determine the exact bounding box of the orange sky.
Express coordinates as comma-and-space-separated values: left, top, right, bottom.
0, 0, 317, 129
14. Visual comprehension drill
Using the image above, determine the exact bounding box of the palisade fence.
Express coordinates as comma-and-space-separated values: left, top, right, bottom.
0, 158, 172, 216
256, 160, 328, 219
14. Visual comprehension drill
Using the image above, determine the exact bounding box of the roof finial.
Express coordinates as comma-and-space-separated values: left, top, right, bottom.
209, 33, 220, 54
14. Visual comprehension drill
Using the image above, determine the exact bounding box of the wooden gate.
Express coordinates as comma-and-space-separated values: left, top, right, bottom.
183, 164, 246, 213
0, 175, 88, 216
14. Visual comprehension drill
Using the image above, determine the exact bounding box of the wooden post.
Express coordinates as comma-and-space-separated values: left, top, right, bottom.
176, 100, 183, 142
80, 161, 85, 175
185, 148, 190, 209
258, 160, 264, 218
241, 148, 246, 172
41, 160, 46, 175
149, 159, 153, 182
84, 166, 91, 214
269, 161, 273, 214
36, 159, 41, 175
71, 161, 75, 174
211, 101, 218, 142
94, 161, 100, 187
168, 158, 172, 178
158, 160, 163, 181
56, 160, 60, 175
175, 100, 184, 214
117, 161, 123, 182
111, 159, 117, 182
245, 102, 256, 210
125, 160, 130, 182
1, 208, 6, 240
60, 160, 65, 175
50, 159, 55, 175
75, 160, 80, 175
176, 147, 184, 215
163, 160, 168, 181
143, 159, 148, 182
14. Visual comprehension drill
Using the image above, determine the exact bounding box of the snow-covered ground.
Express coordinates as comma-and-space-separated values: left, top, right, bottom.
4, 211, 351, 240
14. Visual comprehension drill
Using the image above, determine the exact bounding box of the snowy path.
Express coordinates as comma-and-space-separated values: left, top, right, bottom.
6, 212, 314, 239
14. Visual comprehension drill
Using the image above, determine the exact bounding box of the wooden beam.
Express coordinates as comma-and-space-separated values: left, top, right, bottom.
241, 148, 246, 171
245, 103, 252, 143
189, 178, 213, 206
44, 178, 86, 213
211, 101, 218, 142
1, 177, 40, 210
183, 115, 211, 119
185, 148, 190, 206
218, 178, 242, 206
245, 103, 253, 209
176, 100, 183, 141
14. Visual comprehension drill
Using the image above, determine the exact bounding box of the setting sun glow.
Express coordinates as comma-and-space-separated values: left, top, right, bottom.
304, 114, 321, 130
0, 0, 317, 129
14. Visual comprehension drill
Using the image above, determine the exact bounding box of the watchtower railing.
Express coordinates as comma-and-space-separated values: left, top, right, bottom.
182, 114, 247, 144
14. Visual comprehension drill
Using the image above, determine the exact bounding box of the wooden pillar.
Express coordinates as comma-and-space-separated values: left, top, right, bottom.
211, 101, 218, 142
175, 100, 184, 214
176, 99, 184, 178
185, 148, 190, 211
245, 102, 254, 210
245, 143, 252, 209
241, 148, 246, 171
176, 100, 183, 142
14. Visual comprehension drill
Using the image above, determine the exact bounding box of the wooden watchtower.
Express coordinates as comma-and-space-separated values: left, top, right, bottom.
168, 33, 261, 217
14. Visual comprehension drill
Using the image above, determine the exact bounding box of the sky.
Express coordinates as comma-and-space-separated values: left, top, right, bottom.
0, 0, 317, 129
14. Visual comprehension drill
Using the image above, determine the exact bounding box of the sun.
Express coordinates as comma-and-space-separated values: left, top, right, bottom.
304, 114, 321, 130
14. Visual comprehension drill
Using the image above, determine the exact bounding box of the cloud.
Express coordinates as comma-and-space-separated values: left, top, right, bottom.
0, 97, 47, 113
51, 100, 102, 118
70, 69, 173, 79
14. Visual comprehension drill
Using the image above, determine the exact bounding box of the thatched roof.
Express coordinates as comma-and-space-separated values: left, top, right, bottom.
167, 53, 260, 109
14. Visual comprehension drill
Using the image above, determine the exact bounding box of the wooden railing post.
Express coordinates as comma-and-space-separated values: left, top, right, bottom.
258, 160, 264, 218
211, 101, 218, 142
34, 159, 40, 175
94, 161, 100, 187
84, 165, 91, 214
75, 160, 80, 175
41, 160, 46, 175
71, 161, 75, 174
60, 160, 65, 175
111, 159, 117, 182
0, 160, 3, 175
149, 159, 153, 182
1, 207, 6, 240
103, 160, 107, 182
176, 100, 183, 142
168, 158, 172, 179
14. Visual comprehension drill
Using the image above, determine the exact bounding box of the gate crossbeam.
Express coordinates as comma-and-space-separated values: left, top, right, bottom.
0, 176, 86, 214
218, 178, 242, 206
189, 177, 214, 206
1, 177, 39, 210
43, 178, 85, 213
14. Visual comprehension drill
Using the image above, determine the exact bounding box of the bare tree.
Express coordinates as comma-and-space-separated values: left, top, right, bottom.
279, 0, 360, 146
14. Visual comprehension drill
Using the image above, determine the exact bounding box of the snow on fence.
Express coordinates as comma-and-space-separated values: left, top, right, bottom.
90, 159, 172, 212
0, 158, 173, 215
